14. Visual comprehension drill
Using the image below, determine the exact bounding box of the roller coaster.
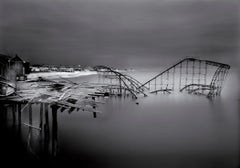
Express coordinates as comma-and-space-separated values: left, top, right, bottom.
94, 58, 230, 99
94, 65, 147, 99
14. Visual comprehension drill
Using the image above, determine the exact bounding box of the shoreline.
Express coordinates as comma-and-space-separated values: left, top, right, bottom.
27, 71, 97, 80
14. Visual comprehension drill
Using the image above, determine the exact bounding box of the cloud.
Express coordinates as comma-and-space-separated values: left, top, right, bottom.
0, 0, 239, 67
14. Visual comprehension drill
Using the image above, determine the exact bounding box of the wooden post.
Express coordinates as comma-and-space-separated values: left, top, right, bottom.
93, 111, 97, 118
18, 103, 22, 137
44, 103, 50, 156
12, 104, 16, 126
29, 103, 32, 125
44, 104, 49, 126
92, 97, 97, 118
40, 103, 43, 130
51, 105, 58, 157
18, 103, 21, 125
38, 103, 44, 152
0, 105, 7, 128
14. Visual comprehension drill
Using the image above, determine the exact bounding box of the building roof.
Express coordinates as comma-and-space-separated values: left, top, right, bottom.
11, 55, 24, 62
0, 53, 11, 65
0, 54, 25, 65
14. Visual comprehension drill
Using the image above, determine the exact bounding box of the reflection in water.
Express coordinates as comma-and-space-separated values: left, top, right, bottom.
0, 69, 238, 167
0, 103, 59, 160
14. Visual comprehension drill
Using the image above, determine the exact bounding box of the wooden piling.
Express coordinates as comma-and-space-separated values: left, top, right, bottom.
18, 103, 21, 125
12, 105, 16, 125
0, 105, 7, 128
17, 103, 22, 137
40, 103, 43, 130
29, 103, 32, 125
92, 97, 97, 118
93, 111, 97, 118
38, 104, 44, 153
51, 105, 58, 157
44, 103, 50, 156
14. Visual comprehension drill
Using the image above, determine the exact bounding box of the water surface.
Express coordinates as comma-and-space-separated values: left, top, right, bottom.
2, 68, 239, 168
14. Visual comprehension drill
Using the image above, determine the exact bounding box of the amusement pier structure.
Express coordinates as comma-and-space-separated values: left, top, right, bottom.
94, 58, 230, 99
0, 57, 231, 158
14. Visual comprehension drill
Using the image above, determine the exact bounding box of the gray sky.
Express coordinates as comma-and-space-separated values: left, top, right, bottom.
0, 0, 239, 68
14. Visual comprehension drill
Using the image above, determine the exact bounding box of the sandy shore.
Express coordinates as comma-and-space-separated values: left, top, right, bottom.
27, 71, 97, 80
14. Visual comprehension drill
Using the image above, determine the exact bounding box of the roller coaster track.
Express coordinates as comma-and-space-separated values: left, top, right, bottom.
94, 58, 230, 99
94, 65, 147, 99
139, 58, 230, 97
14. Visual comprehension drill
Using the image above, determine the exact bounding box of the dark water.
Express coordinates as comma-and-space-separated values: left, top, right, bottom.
1, 69, 239, 168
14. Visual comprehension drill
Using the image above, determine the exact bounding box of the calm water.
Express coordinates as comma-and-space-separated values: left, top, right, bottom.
2, 68, 239, 168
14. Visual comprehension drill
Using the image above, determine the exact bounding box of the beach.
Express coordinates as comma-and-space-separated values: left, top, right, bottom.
27, 70, 97, 80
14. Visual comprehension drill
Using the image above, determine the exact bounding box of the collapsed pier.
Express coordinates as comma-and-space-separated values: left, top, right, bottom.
0, 57, 231, 159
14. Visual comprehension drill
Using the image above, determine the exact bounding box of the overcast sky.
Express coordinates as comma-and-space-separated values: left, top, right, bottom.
0, 0, 239, 68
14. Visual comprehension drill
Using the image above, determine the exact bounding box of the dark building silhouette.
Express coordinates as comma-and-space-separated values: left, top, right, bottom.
0, 54, 12, 78
0, 54, 30, 81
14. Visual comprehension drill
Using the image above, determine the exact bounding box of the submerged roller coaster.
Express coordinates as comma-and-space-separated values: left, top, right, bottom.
94, 65, 147, 99
94, 58, 230, 99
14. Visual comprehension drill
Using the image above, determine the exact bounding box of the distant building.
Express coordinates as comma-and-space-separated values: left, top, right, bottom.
31, 66, 50, 72
85, 66, 94, 71
0, 54, 30, 81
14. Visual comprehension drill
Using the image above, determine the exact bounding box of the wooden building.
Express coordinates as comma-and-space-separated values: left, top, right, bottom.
0, 54, 11, 78
0, 54, 30, 81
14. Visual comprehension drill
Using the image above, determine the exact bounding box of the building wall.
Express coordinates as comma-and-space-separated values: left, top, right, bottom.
0, 63, 8, 78
0, 55, 27, 81
11, 61, 25, 76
